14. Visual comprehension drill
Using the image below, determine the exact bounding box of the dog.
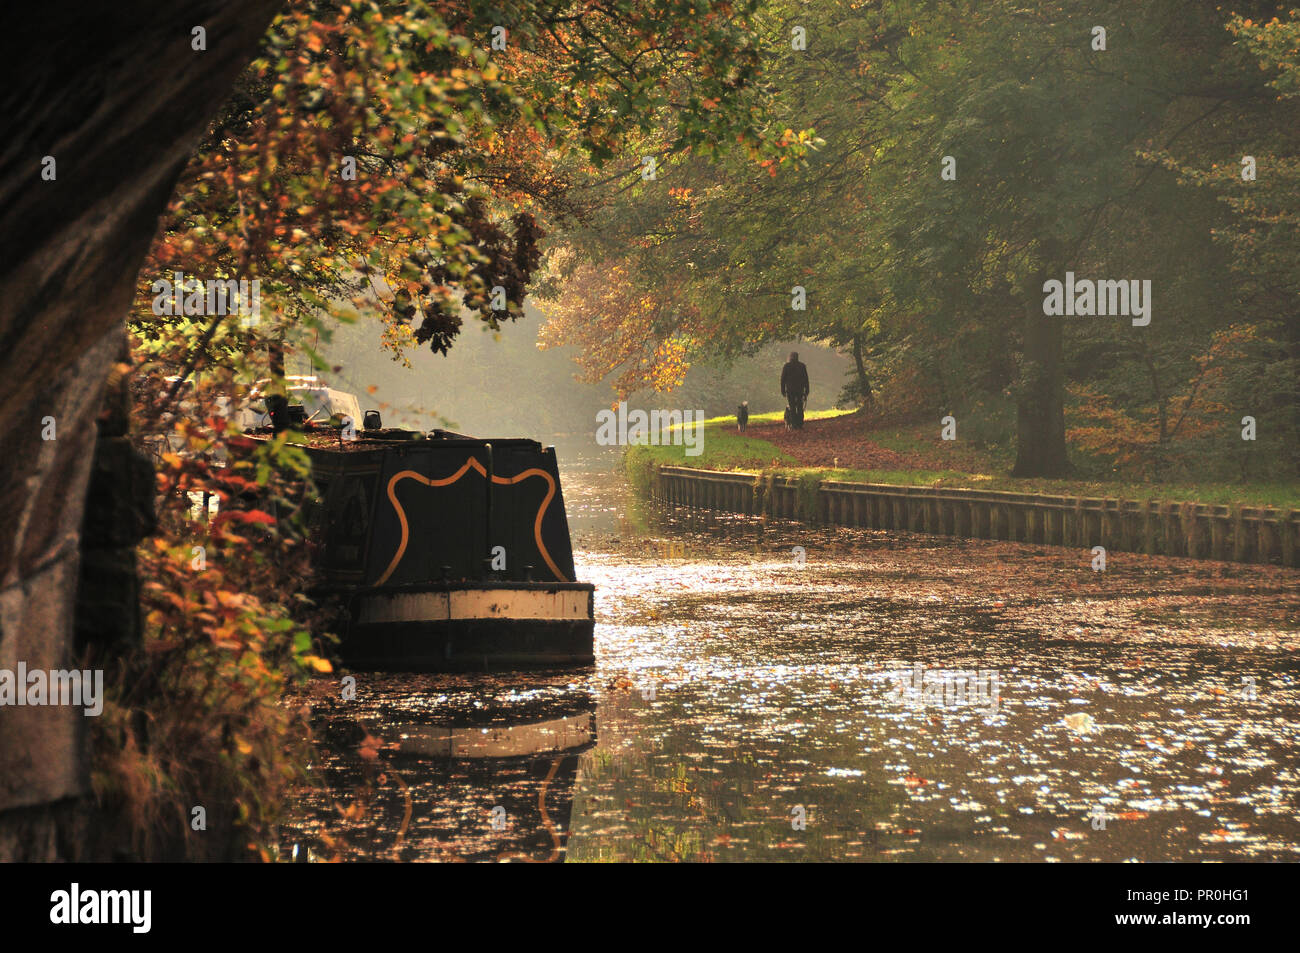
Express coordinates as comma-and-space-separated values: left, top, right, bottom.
737, 401, 749, 432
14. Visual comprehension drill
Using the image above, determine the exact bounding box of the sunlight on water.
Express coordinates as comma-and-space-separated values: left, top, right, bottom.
283, 442, 1300, 862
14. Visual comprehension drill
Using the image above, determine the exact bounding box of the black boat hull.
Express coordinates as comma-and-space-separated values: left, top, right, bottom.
341, 581, 595, 672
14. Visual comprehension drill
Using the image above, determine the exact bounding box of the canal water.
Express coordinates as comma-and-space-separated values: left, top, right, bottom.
282, 441, 1300, 862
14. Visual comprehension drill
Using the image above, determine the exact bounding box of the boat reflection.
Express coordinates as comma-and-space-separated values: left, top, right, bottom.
284, 676, 594, 863
385, 710, 595, 760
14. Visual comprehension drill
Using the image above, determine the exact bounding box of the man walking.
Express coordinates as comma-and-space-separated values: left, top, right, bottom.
780, 351, 810, 429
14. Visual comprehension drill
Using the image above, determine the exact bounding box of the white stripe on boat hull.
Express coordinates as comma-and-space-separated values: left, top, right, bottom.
356, 587, 592, 625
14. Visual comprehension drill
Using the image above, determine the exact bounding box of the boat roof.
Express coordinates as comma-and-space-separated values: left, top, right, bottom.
246, 427, 546, 452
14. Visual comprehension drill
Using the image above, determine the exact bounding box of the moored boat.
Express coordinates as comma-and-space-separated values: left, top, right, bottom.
300, 426, 595, 671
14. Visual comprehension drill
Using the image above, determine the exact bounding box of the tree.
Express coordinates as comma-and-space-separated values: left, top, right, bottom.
540, 0, 1300, 481
133, 0, 805, 402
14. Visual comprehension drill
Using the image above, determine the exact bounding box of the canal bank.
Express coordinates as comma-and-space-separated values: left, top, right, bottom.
643, 465, 1300, 567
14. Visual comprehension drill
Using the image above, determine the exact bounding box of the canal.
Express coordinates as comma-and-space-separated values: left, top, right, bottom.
282, 441, 1300, 862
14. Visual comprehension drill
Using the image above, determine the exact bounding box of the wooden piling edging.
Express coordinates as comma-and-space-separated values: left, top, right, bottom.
646, 466, 1299, 568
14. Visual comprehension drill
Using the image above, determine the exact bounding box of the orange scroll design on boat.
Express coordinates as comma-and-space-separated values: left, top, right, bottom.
374, 459, 566, 586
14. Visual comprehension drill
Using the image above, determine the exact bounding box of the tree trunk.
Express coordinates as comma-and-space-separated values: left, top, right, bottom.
851, 333, 875, 407
1140, 346, 1169, 444
0, 0, 282, 861
1012, 274, 1069, 478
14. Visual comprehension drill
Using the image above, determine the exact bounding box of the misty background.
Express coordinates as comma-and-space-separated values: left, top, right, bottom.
309, 303, 854, 442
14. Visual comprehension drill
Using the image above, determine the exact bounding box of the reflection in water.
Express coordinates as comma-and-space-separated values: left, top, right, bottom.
286, 674, 593, 862
285, 439, 1300, 861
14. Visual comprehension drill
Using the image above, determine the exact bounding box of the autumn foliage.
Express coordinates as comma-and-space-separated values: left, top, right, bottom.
106, 0, 809, 859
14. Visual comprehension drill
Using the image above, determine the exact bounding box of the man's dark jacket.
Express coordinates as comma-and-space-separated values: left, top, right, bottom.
781, 359, 810, 397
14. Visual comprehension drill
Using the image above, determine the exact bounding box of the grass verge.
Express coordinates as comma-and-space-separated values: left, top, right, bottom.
626, 412, 1300, 508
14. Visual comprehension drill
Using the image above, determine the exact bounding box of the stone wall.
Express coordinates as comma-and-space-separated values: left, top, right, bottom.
0, 1, 280, 861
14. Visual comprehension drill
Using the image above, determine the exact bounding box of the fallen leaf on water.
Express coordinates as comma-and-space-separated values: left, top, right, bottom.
1063, 713, 1097, 734
1052, 829, 1087, 840
359, 733, 381, 763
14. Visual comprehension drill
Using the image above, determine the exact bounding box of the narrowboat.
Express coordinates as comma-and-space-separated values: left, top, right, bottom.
299, 426, 595, 672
